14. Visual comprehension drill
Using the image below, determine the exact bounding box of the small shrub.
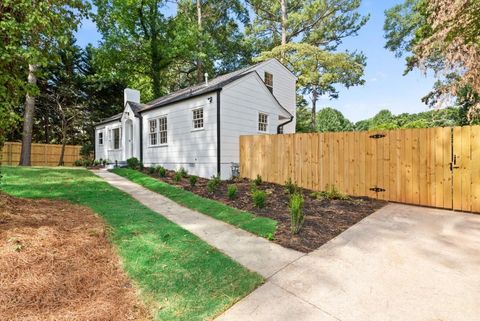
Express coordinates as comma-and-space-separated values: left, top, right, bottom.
139, 162, 144, 170
227, 184, 237, 199
252, 189, 266, 208
285, 178, 300, 195
290, 193, 305, 234
93, 159, 100, 166
207, 175, 221, 193
102, 159, 108, 166
156, 165, 166, 177
253, 174, 262, 186
250, 181, 258, 193
179, 167, 188, 178
265, 232, 275, 241
189, 175, 198, 187
319, 184, 349, 200
173, 171, 182, 182
126, 157, 140, 169
74, 159, 83, 167
148, 167, 156, 174
82, 159, 91, 167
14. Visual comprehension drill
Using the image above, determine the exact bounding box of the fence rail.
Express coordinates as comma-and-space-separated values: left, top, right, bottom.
1, 142, 81, 166
240, 126, 480, 213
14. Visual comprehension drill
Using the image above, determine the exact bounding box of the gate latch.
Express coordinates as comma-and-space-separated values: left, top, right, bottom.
370, 186, 386, 193
369, 133, 386, 139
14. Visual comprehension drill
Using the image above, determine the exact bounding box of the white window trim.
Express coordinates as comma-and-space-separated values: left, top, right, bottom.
264, 71, 273, 92
258, 112, 269, 133
108, 126, 122, 150
148, 115, 168, 147
98, 131, 104, 146
191, 106, 205, 131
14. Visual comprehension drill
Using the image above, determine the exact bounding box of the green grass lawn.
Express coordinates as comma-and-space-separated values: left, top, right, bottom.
112, 168, 277, 238
1, 166, 263, 321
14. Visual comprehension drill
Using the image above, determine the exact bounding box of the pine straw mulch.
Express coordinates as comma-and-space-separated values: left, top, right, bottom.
0, 193, 150, 321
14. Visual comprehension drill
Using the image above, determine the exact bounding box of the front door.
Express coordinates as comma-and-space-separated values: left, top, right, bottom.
125, 120, 134, 159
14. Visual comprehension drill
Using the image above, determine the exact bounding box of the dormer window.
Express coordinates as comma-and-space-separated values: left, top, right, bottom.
264, 72, 273, 93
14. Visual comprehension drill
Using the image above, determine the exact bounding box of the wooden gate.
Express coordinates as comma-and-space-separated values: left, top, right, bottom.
240, 126, 480, 213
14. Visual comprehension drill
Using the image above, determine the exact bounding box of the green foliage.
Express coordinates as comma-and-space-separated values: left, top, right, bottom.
173, 171, 182, 182
289, 193, 305, 234
285, 178, 300, 195
227, 184, 237, 200
126, 157, 140, 169
156, 165, 167, 177
295, 96, 313, 132
189, 175, 198, 187
179, 167, 188, 178
82, 159, 91, 167
93, 159, 100, 166
148, 167, 156, 174
74, 159, 83, 167
252, 190, 266, 208
253, 174, 262, 186
2, 167, 263, 321
316, 107, 354, 132
318, 184, 349, 200
112, 168, 276, 237
207, 175, 221, 193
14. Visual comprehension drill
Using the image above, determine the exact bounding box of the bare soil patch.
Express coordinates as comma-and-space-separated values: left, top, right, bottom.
144, 169, 386, 252
0, 193, 149, 321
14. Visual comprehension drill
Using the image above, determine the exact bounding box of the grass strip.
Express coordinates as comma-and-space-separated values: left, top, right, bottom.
2, 166, 263, 321
112, 168, 277, 238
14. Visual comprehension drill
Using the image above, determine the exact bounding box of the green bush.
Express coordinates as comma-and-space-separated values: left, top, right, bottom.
148, 167, 156, 174
253, 174, 262, 186
227, 184, 237, 199
173, 171, 182, 182
290, 193, 305, 234
318, 184, 349, 200
252, 190, 266, 208
82, 159, 91, 167
189, 175, 198, 187
179, 167, 188, 178
126, 157, 141, 169
74, 159, 83, 167
93, 159, 100, 166
102, 159, 108, 166
285, 177, 300, 195
207, 175, 221, 193
156, 166, 166, 177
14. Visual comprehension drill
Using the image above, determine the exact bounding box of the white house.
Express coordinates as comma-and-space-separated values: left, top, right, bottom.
94, 58, 296, 179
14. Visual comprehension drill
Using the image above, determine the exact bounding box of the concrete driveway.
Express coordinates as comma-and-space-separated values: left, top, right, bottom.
217, 204, 480, 321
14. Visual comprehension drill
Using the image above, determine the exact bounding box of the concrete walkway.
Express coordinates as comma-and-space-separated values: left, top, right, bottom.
92, 170, 303, 278
217, 203, 480, 321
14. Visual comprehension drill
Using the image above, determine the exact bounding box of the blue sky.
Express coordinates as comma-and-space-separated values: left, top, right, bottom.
75, 0, 436, 123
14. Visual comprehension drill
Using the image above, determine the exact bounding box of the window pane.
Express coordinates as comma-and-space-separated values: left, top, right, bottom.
258, 113, 268, 132
113, 128, 120, 149
264, 72, 273, 93
149, 119, 157, 133
159, 116, 167, 144
193, 108, 204, 129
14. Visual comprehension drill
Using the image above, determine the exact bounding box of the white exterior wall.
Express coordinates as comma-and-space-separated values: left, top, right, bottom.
252, 59, 296, 133
94, 120, 123, 163
220, 73, 290, 179
121, 104, 141, 160
141, 93, 219, 179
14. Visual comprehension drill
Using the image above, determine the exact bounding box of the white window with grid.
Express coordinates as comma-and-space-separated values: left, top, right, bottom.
149, 116, 167, 146
98, 131, 103, 145
258, 113, 268, 132
109, 127, 121, 149
192, 108, 204, 130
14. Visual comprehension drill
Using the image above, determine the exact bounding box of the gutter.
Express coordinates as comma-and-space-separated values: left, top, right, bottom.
277, 115, 294, 134
139, 116, 143, 163
216, 89, 222, 176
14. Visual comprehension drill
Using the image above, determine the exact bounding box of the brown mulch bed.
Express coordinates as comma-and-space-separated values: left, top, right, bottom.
142, 169, 387, 252
0, 193, 150, 321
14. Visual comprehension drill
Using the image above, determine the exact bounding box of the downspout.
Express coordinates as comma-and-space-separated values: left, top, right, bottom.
216, 89, 222, 176
139, 116, 143, 163
277, 115, 294, 133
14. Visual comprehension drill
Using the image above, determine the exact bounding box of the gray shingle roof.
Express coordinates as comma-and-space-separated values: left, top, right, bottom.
94, 112, 122, 126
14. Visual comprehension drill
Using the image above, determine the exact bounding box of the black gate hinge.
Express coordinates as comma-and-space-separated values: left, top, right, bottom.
369, 133, 386, 139
370, 186, 386, 193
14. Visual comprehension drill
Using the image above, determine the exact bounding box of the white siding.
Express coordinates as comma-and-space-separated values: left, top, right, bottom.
94, 120, 123, 163
141, 93, 218, 179
252, 59, 296, 133
220, 73, 287, 178
121, 104, 141, 160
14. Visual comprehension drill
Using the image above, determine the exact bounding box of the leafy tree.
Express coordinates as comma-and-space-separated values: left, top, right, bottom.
0, 0, 89, 166
249, 0, 368, 127
316, 107, 353, 132
295, 95, 312, 133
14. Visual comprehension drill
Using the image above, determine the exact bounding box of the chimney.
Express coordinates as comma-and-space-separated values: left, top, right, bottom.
204, 73, 209, 87
124, 88, 140, 106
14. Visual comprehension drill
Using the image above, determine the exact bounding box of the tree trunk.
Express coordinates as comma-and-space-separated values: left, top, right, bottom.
19, 64, 38, 166
311, 89, 318, 131
280, 0, 287, 46
58, 113, 67, 166
196, 0, 204, 83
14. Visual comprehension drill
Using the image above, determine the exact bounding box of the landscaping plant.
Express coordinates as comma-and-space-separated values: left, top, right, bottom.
207, 175, 221, 193
126, 157, 140, 169
93, 159, 100, 166
290, 193, 305, 234
227, 184, 237, 199
156, 165, 166, 177
252, 189, 266, 208
189, 175, 198, 187
179, 167, 188, 178
74, 159, 82, 167
285, 177, 300, 195
148, 167, 156, 174
253, 174, 262, 186
173, 171, 182, 182
319, 184, 349, 200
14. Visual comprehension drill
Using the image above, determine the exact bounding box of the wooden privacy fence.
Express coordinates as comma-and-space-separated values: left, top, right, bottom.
240, 126, 480, 213
1, 142, 81, 166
